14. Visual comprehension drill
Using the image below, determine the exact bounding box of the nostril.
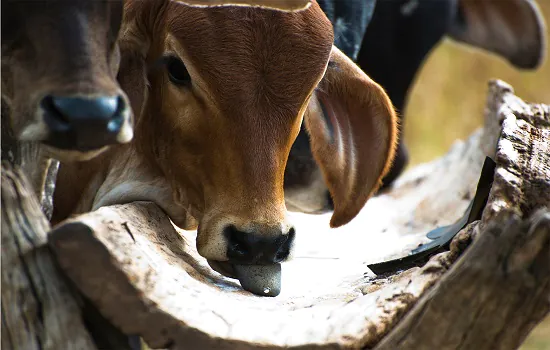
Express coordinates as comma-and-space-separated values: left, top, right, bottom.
225, 225, 296, 264
41, 95, 70, 127
274, 228, 295, 263
225, 225, 251, 258
274, 251, 287, 263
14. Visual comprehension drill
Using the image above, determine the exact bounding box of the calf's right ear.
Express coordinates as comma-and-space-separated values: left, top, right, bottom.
305, 46, 398, 228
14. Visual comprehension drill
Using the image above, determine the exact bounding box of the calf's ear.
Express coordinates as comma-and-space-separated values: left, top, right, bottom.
449, 0, 546, 69
305, 46, 398, 228
172, 0, 311, 11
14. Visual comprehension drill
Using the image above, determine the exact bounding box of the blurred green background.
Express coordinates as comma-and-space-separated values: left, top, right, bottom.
401, 2, 550, 349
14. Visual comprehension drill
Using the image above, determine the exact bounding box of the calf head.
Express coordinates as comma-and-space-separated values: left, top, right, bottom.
1, 0, 133, 160
118, 0, 396, 274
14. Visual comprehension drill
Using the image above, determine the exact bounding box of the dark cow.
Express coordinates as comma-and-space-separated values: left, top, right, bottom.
284, 0, 546, 214
1, 0, 134, 205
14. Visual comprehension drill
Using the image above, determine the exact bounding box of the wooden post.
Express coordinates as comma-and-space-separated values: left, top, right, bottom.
1, 164, 96, 350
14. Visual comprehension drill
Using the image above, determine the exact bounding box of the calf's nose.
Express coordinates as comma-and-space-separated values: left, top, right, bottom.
225, 225, 295, 265
41, 95, 128, 151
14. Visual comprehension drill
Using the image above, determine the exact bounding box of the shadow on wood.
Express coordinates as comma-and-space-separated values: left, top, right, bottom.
48, 80, 550, 349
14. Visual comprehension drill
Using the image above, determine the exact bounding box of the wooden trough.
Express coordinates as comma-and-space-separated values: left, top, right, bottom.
2, 80, 549, 349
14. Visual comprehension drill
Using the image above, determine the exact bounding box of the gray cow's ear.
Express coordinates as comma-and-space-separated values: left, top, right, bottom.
171, 0, 311, 11
305, 46, 398, 228
449, 0, 546, 69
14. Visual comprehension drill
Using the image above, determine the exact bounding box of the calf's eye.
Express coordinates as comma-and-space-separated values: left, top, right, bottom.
165, 56, 191, 86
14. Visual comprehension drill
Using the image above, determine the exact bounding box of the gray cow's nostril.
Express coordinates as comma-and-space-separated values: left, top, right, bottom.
41, 95, 127, 151
225, 225, 295, 265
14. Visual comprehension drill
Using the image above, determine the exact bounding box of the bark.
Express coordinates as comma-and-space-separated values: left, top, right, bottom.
375, 208, 550, 350
48, 80, 550, 349
1, 164, 96, 350
1, 96, 57, 219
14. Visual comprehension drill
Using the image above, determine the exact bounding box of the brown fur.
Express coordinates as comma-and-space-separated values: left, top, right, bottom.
305, 48, 397, 227
1, 1, 132, 155
54, 0, 397, 263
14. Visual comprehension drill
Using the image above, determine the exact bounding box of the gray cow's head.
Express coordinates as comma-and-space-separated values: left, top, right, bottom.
1, 0, 133, 161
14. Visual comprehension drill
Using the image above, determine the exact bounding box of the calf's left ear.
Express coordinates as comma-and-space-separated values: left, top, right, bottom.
172, 0, 311, 11
305, 46, 398, 228
449, 0, 546, 69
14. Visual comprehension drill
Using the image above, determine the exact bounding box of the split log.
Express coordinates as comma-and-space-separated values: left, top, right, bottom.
1, 164, 96, 350
49, 79, 550, 349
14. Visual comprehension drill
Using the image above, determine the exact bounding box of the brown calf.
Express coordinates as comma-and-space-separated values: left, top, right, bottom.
53, 0, 396, 285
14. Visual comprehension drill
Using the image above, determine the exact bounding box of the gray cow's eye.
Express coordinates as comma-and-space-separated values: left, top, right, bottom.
165, 56, 191, 86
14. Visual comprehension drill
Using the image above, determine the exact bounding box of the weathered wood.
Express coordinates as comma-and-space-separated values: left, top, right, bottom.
48, 79, 550, 349
50, 201, 468, 350
1, 164, 96, 350
1, 96, 57, 218
41, 159, 59, 220
375, 208, 550, 350
481, 81, 550, 225
376, 80, 550, 349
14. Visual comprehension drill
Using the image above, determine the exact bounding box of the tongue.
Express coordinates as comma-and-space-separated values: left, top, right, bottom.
233, 263, 281, 297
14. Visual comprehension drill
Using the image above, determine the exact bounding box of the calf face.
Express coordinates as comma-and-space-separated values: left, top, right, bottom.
1, 0, 133, 160
77, 0, 397, 274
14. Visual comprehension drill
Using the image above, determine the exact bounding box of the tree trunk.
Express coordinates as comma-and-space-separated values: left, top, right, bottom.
1, 164, 96, 350
1, 96, 56, 219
